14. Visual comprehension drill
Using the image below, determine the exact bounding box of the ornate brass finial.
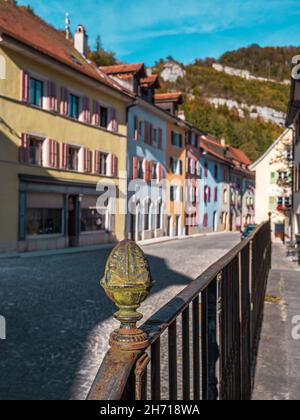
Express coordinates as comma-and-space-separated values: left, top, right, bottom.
101, 240, 153, 350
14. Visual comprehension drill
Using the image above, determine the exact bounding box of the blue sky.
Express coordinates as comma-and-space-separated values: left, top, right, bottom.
18, 0, 300, 65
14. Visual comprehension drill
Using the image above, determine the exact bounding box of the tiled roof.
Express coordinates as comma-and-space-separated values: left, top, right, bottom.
140, 74, 160, 88
100, 63, 146, 76
155, 92, 183, 102
200, 135, 253, 174
0, 3, 132, 97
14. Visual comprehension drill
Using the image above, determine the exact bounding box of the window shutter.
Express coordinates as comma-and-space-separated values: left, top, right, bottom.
158, 128, 163, 149
149, 124, 153, 145
19, 133, 29, 163
148, 161, 153, 182
60, 143, 68, 169
158, 164, 163, 183
208, 187, 211, 202
48, 139, 53, 167
92, 101, 100, 126
20, 70, 30, 102
94, 151, 99, 174
180, 160, 183, 175
134, 116, 139, 141
133, 157, 139, 179
112, 155, 118, 177
215, 187, 218, 202
47, 81, 57, 111
108, 107, 117, 132
144, 122, 149, 144
82, 96, 90, 123
60, 87, 68, 116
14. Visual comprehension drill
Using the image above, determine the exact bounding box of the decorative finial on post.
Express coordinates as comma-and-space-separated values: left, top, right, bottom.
101, 240, 153, 351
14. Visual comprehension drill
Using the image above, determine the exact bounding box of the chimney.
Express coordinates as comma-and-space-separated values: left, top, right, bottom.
220, 137, 226, 147
74, 25, 88, 57
178, 110, 186, 121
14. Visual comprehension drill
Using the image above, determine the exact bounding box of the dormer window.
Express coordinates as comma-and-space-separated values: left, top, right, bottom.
29, 77, 44, 107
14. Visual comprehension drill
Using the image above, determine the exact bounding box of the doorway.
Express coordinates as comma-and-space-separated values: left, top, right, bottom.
68, 195, 79, 247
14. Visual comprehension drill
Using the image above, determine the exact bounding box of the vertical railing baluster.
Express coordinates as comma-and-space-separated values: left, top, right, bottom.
151, 338, 161, 400
201, 289, 208, 400
168, 321, 178, 400
193, 297, 200, 400
182, 307, 190, 400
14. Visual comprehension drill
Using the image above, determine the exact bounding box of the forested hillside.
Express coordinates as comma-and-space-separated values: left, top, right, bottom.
152, 44, 297, 161
219, 44, 298, 82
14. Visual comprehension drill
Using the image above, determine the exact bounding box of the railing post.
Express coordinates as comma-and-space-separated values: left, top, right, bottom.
101, 240, 154, 351
87, 240, 153, 400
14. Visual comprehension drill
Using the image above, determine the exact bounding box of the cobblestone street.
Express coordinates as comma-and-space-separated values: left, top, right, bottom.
0, 233, 239, 400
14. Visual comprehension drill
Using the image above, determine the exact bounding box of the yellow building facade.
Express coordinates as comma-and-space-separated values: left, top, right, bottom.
166, 119, 187, 237
0, 6, 132, 253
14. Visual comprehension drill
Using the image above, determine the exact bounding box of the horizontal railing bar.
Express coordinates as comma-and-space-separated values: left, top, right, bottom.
142, 223, 265, 345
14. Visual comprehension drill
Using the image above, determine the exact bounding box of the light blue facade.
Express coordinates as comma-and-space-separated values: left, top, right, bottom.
126, 102, 168, 241
199, 156, 223, 232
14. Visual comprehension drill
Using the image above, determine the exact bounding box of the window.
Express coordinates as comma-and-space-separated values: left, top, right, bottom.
67, 146, 79, 171
26, 208, 62, 236
204, 162, 208, 178
152, 128, 158, 146
95, 152, 109, 175
214, 165, 218, 179
29, 78, 44, 107
81, 209, 105, 232
100, 106, 108, 128
138, 159, 144, 179
170, 186, 181, 202
68, 94, 79, 119
170, 157, 183, 175
223, 189, 228, 204
171, 132, 183, 148
28, 136, 43, 166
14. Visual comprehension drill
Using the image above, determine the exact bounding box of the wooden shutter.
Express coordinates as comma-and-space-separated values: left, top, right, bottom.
158, 128, 163, 149
112, 155, 118, 177
20, 70, 30, 102
148, 161, 153, 182
19, 133, 29, 163
94, 151, 100, 174
149, 124, 153, 145
134, 116, 139, 141
158, 164, 163, 183
133, 156, 139, 179
214, 187, 218, 202
82, 96, 90, 123
60, 143, 68, 169
92, 101, 100, 126
60, 87, 68, 115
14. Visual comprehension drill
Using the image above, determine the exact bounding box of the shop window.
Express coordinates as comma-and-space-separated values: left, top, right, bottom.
81, 209, 106, 232
26, 208, 62, 236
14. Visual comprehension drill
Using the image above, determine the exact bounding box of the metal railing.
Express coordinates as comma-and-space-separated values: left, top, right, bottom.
87, 221, 272, 401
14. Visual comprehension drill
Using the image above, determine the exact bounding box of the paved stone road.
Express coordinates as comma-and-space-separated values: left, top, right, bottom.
0, 233, 239, 400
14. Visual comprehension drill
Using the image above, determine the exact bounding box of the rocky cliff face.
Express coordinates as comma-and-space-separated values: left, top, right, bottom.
160, 62, 186, 82
206, 97, 286, 126
212, 63, 290, 86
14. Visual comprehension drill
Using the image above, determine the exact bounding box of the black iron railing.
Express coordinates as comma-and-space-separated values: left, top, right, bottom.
87, 221, 272, 401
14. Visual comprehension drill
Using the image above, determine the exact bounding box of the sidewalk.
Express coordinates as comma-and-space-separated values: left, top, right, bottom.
253, 243, 300, 400
0, 231, 230, 260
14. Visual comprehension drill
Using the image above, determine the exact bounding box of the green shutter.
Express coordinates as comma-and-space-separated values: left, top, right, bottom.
269, 196, 276, 211
270, 172, 277, 184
